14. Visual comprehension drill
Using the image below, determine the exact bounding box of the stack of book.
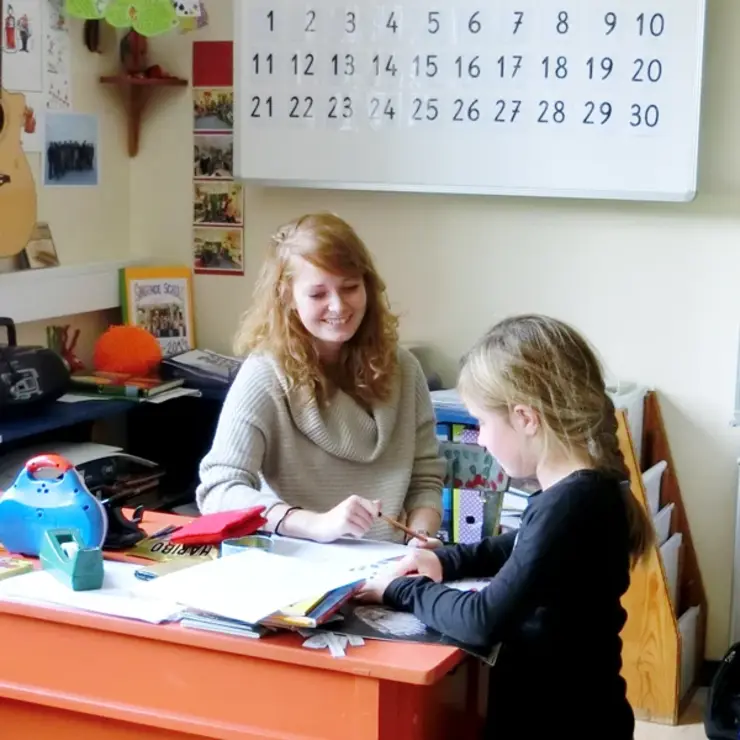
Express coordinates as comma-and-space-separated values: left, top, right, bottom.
181, 580, 362, 639
69, 371, 189, 400
161, 349, 242, 389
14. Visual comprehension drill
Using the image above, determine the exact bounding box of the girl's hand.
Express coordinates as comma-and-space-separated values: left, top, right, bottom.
314, 495, 379, 542
393, 549, 444, 583
355, 571, 402, 604
356, 549, 444, 603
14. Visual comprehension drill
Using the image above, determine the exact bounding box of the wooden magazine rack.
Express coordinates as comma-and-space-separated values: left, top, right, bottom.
617, 390, 707, 724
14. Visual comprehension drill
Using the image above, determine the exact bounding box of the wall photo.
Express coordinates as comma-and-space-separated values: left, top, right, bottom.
193, 87, 233, 131
193, 180, 243, 226
193, 133, 233, 179
192, 226, 244, 275
44, 111, 99, 186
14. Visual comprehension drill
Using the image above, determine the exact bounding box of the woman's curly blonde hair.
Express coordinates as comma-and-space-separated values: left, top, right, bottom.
234, 212, 400, 406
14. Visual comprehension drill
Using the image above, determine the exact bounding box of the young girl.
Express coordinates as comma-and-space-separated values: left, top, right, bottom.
359, 314, 654, 739
196, 212, 445, 545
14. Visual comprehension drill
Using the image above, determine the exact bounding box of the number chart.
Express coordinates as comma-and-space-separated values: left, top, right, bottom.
233, 0, 707, 202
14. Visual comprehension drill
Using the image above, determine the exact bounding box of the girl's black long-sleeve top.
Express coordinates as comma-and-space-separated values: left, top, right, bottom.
383, 469, 636, 740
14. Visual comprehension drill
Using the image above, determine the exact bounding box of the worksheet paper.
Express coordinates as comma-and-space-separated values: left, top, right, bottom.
0, 561, 182, 623
136, 548, 365, 626
270, 536, 409, 575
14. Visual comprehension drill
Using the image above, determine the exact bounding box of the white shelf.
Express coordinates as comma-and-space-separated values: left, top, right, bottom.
0, 259, 147, 325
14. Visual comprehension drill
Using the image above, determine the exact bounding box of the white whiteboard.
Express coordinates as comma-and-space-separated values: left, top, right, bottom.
233, 0, 707, 202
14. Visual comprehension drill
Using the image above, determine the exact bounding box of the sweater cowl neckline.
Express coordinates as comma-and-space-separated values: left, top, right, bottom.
268, 355, 402, 463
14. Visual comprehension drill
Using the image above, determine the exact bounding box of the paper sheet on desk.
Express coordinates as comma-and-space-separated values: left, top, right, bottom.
271, 536, 409, 574
136, 548, 367, 626
0, 561, 182, 624
57, 394, 116, 403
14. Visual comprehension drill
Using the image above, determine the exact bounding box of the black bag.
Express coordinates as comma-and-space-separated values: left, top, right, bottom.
706, 641, 740, 738
0, 317, 70, 417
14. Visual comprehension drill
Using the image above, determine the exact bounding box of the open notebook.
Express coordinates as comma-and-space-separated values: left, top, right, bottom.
135, 546, 386, 627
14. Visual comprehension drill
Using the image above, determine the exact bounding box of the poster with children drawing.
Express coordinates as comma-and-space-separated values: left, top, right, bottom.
44, 0, 72, 110
2, 0, 43, 93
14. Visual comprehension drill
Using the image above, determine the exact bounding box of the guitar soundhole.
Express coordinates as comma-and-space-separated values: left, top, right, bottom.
0, 101, 4, 136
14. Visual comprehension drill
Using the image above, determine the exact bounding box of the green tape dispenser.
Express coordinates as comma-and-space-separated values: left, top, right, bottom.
39, 528, 104, 591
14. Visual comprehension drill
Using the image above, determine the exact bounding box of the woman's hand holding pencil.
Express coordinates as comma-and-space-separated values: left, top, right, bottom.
376, 511, 444, 549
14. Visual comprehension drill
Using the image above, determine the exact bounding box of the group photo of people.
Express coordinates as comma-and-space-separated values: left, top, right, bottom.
136, 304, 188, 339
44, 112, 99, 187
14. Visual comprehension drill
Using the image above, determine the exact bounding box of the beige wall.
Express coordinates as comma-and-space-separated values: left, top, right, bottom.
3, 21, 129, 357
7, 23, 130, 268
10, 2, 740, 658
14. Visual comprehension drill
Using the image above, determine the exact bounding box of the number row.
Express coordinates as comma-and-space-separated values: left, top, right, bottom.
247, 94, 661, 128
250, 52, 665, 84
252, 8, 667, 41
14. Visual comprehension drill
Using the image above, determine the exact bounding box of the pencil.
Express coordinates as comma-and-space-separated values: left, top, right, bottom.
377, 512, 429, 543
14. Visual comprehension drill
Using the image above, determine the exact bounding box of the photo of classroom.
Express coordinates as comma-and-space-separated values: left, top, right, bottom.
0, 2, 729, 740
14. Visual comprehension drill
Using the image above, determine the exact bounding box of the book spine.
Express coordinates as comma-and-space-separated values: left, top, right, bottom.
70, 383, 145, 399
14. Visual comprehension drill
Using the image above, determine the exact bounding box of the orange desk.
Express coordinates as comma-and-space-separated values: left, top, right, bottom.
0, 513, 483, 740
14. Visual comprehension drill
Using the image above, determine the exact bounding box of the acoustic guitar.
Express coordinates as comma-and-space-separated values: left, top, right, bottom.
0, 0, 37, 258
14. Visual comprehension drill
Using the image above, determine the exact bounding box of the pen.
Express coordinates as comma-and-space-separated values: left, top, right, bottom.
377, 512, 429, 543
149, 524, 180, 540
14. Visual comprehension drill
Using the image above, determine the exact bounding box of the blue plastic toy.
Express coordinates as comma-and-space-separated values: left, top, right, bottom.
0, 454, 108, 557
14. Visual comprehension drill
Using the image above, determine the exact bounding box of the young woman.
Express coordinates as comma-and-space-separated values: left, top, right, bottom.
196, 212, 445, 545
359, 314, 654, 739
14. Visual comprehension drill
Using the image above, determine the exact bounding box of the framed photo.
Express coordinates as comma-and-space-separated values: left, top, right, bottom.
120, 265, 196, 358
20, 222, 60, 269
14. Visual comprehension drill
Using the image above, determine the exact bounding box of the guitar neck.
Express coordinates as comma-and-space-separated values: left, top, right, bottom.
0, 0, 3, 96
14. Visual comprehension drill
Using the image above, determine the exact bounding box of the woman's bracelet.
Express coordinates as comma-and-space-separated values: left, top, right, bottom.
275, 505, 303, 536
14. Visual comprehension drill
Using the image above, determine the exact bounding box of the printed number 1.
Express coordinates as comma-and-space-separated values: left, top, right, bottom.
267, 9, 273, 30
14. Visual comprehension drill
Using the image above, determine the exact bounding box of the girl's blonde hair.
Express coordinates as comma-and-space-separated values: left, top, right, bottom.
458, 314, 655, 566
234, 212, 399, 406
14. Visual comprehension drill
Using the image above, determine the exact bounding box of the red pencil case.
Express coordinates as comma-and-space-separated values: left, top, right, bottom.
169, 506, 267, 546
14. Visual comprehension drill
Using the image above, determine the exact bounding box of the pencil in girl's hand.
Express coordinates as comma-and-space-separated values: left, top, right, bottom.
377, 511, 429, 543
